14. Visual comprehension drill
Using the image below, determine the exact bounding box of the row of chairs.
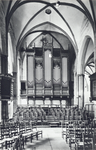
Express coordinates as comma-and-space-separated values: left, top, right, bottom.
0, 121, 42, 149
12, 106, 46, 123
62, 120, 96, 150
12, 106, 94, 124
49, 106, 92, 122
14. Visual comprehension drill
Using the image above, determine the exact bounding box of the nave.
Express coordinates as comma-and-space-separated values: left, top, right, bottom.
0, 105, 96, 150
0, 0, 96, 149
25, 127, 70, 150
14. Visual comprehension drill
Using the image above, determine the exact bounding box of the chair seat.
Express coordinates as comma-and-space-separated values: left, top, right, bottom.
22, 130, 42, 137
78, 142, 83, 145
0, 135, 19, 144
0, 139, 6, 143
22, 131, 34, 136
11, 135, 19, 140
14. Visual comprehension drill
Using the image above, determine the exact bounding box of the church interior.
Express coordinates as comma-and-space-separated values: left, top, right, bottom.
0, 0, 96, 149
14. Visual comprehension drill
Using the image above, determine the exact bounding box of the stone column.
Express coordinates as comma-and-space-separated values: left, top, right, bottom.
94, 32, 96, 72
0, 55, 1, 122
12, 72, 17, 113
93, 32, 96, 120
74, 72, 78, 106
0, 100, 1, 122
78, 74, 84, 108
17, 56, 21, 105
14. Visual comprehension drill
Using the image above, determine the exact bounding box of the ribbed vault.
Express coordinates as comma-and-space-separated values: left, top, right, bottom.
4, 0, 96, 75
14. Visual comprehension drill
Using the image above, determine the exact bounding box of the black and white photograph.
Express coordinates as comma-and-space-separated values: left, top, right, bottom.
0, 0, 96, 149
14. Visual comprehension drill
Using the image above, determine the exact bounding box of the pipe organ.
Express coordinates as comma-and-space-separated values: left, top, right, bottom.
20, 42, 70, 105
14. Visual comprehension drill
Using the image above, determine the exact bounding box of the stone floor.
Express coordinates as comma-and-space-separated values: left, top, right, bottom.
25, 127, 70, 150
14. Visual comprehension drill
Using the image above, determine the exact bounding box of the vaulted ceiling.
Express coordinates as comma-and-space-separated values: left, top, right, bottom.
3, 0, 96, 74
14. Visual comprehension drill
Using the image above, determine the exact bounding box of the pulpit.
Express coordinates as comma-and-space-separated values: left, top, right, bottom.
0, 74, 14, 123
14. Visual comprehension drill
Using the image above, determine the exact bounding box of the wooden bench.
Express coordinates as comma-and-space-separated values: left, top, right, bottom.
22, 123, 42, 144
0, 124, 19, 149
0, 120, 43, 149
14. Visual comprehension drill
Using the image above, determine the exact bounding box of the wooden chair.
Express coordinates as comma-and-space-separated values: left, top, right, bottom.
12, 133, 24, 150
69, 128, 83, 150
93, 129, 96, 150
22, 121, 42, 147
0, 126, 19, 149
76, 132, 94, 150
66, 121, 75, 143
62, 120, 69, 139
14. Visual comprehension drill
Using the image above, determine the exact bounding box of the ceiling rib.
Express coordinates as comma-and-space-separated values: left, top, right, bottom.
85, 70, 91, 75
87, 63, 94, 66
84, 52, 94, 70
17, 5, 48, 48
6, 0, 12, 20
50, 3, 77, 50
49, 32, 64, 50
28, 31, 64, 50
88, 65, 94, 73
18, 30, 65, 51
7, 0, 95, 54
7, 0, 50, 26
17, 22, 76, 54
53, 1, 94, 31
7, 0, 21, 26
89, 0, 96, 29
15, 1, 76, 50
8, 0, 79, 51
77, 0, 94, 30
28, 32, 43, 48
7, 0, 94, 56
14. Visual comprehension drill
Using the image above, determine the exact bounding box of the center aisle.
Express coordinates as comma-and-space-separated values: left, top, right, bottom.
25, 127, 70, 150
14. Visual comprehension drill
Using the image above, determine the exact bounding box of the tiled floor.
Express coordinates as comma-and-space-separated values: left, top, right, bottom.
25, 127, 70, 150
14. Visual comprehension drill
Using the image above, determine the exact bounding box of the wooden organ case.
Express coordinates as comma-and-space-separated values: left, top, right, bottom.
20, 42, 72, 106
